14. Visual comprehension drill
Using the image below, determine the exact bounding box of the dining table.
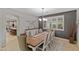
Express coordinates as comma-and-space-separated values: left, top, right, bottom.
26, 31, 48, 50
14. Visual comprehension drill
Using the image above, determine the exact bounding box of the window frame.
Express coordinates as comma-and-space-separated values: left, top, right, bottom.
45, 15, 64, 31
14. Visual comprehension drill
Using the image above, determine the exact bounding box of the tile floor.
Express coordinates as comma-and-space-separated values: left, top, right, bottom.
0, 32, 79, 51
47, 37, 79, 51
0, 32, 20, 51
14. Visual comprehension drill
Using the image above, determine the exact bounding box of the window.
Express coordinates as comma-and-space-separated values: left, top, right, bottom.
57, 15, 64, 31
51, 17, 57, 30
45, 15, 64, 31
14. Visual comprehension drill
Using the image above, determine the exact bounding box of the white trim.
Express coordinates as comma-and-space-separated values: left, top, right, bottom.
27, 41, 44, 51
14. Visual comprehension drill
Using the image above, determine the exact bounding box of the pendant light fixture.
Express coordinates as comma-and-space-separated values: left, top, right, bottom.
39, 8, 47, 21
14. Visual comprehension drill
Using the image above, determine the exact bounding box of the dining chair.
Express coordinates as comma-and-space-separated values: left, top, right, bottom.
37, 31, 51, 51
51, 31, 55, 41
49, 30, 56, 50
38, 29, 42, 33
26, 31, 29, 36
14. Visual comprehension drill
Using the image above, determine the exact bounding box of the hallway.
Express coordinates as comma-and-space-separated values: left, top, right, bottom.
0, 32, 20, 51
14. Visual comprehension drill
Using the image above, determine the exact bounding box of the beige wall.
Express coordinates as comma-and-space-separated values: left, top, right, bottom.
0, 9, 6, 48
77, 9, 79, 47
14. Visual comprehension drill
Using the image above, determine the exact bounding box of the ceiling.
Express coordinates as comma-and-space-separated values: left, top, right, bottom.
11, 8, 77, 17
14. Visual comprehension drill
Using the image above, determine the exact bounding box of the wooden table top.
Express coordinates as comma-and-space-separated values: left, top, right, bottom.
26, 31, 48, 47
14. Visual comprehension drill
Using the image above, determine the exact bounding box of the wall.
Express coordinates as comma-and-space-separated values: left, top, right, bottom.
55, 11, 76, 39
77, 9, 79, 47
19, 17, 38, 34
41, 10, 76, 39
0, 9, 6, 48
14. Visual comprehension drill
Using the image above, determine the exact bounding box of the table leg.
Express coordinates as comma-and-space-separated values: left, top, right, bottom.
32, 48, 36, 51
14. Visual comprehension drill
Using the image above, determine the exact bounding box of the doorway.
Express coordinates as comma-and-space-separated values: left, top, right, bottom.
5, 14, 20, 50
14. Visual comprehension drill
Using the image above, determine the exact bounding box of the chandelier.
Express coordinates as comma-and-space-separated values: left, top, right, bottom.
39, 8, 47, 21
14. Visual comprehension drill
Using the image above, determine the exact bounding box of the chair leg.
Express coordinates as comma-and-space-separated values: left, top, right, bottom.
44, 48, 46, 51
32, 48, 36, 51
48, 43, 51, 48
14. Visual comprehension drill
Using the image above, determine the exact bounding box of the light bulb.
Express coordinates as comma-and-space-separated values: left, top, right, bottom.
43, 18, 47, 21
39, 18, 42, 21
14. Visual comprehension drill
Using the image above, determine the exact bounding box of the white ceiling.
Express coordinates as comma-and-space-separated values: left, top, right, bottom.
11, 8, 77, 17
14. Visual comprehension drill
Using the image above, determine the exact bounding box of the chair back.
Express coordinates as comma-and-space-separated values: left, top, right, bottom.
43, 31, 51, 50
38, 29, 42, 33
26, 31, 30, 37
50, 31, 55, 41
